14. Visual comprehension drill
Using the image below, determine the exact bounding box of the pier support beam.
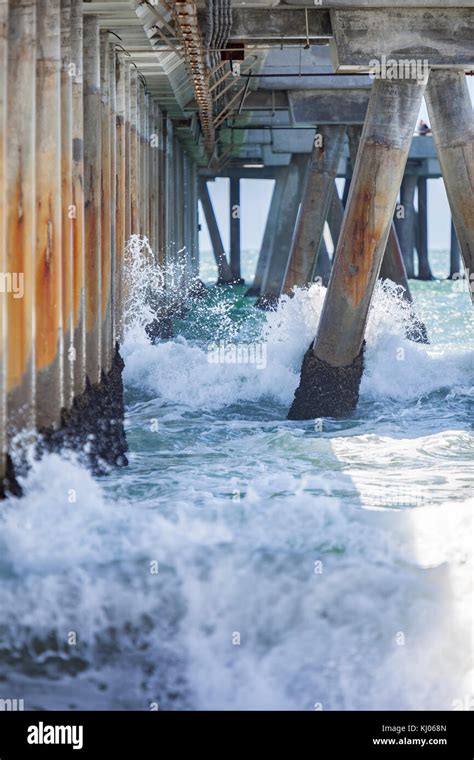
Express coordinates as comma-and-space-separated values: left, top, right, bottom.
230, 177, 243, 284
449, 220, 461, 280
36, 0, 63, 430
257, 154, 306, 308
288, 78, 425, 420
313, 238, 332, 287
129, 68, 139, 235
100, 32, 113, 375
416, 176, 433, 280
115, 53, 127, 341
70, 1, 85, 398
283, 126, 346, 294
425, 70, 474, 301
60, 0, 73, 410
198, 178, 233, 284
83, 16, 102, 385
0, 0, 7, 489
326, 182, 344, 252
246, 167, 287, 297
396, 173, 418, 279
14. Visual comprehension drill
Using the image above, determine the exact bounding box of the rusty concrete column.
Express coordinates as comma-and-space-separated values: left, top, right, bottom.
115, 53, 127, 342
283, 126, 346, 294
183, 151, 191, 275
60, 0, 74, 410
83, 16, 102, 385
6, 0, 36, 437
188, 159, 199, 276
149, 99, 158, 256
35, 0, 63, 430
416, 176, 433, 280
129, 68, 139, 235
100, 32, 113, 374
124, 62, 131, 243
157, 110, 167, 266
139, 86, 145, 236
257, 154, 307, 308
165, 117, 175, 266
246, 167, 287, 297
348, 124, 413, 295
109, 42, 117, 346
288, 77, 425, 420
100, 31, 112, 373
198, 177, 233, 284
0, 0, 7, 485
449, 220, 461, 280
425, 70, 474, 301
70, 0, 85, 398
230, 177, 243, 283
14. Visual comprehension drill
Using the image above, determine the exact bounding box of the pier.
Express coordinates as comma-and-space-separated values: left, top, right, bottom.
1, 0, 473, 491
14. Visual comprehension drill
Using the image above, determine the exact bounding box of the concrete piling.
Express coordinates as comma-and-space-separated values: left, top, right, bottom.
198, 178, 234, 284
129, 68, 139, 235
396, 173, 418, 279
83, 16, 102, 386
70, 0, 86, 399
416, 176, 432, 280
426, 69, 474, 301
246, 167, 287, 298
288, 78, 426, 420
283, 126, 346, 295
1, 2, 471, 488
60, 0, 73, 410
35, 0, 63, 431
114, 53, 127, 341
100, 32, 113, 375
257, 154, 306, 309
109, 41, 117, 347
449, 221, 461, 280
230, 177, 243, 283
6, 0, 37, 442
0, 0, 7, 489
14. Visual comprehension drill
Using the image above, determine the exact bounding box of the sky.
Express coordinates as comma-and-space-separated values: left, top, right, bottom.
199, 81, 474, 264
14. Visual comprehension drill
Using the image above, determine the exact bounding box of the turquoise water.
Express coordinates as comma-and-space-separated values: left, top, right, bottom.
0, 249, 472, 710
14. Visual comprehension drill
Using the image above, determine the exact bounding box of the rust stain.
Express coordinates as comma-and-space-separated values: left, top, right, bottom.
36, 192, 60, 371
339, 144, 401, 308
7, 166, 29, 390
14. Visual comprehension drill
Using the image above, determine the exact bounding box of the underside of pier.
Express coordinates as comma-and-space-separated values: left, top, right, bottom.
1, 0, 473, 491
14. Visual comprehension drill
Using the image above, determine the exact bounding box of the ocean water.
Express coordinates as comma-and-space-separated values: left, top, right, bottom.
0, 248, 472, 711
